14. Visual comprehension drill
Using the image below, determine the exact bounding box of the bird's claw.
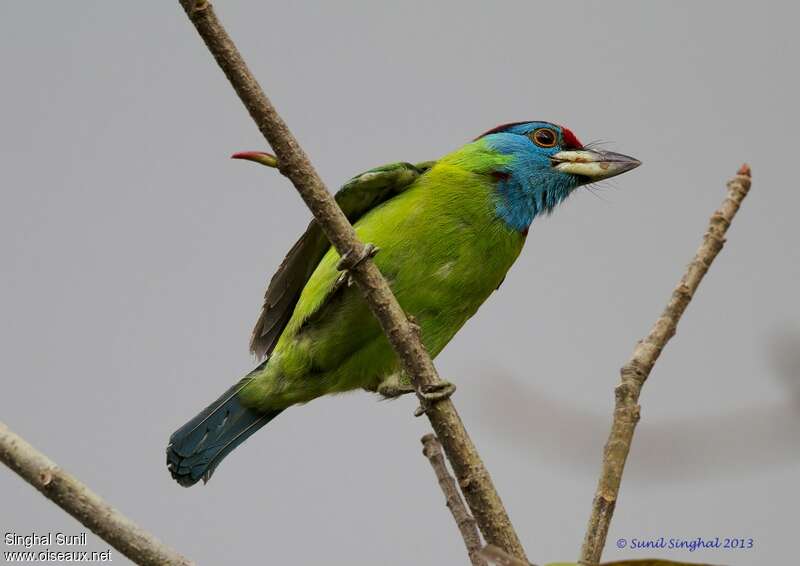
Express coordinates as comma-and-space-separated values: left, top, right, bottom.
336, 243, 379, 272
414, 381, 456, 417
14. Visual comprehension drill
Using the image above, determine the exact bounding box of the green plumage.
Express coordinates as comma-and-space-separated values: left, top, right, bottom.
241, 144, 523, 410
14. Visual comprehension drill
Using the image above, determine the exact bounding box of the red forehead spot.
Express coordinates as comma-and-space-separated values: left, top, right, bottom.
560, 127, 583, 149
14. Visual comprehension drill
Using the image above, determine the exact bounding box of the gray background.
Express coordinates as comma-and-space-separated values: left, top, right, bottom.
2, 2, 798, 565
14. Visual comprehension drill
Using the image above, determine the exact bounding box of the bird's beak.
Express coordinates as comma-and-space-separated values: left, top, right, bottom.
231, 151, 278, 168
552, 149, 641, 183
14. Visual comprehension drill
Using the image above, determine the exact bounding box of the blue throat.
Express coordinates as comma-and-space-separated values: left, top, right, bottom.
482, 133, 580, 232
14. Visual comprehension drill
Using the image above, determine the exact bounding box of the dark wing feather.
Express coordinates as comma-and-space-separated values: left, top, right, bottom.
249, 161, 435, 358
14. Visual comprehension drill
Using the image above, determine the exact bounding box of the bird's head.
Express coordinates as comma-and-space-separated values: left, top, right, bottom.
464, 120, 641, 231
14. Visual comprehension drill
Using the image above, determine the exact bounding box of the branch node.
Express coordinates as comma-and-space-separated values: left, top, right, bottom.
406, 314, 422, 337
336, 242, 379, 272
619, 361, 647, 388
39, 468, 54, 487
736, 163, 751, 177
188, 0, 209, 14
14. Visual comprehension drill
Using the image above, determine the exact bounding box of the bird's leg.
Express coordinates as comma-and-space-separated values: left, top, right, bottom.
367, 371, 456, 417
336, 242, 379, 272
413, 381, 456, 417
375, 372, 416, 398
375, 372, 456, 414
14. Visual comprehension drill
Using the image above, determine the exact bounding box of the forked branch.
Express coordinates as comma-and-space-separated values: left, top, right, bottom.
422, 434, 488, 566
579, 165, 753, 565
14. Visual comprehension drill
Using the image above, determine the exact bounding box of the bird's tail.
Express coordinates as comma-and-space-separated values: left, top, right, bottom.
167, 376, 281, 487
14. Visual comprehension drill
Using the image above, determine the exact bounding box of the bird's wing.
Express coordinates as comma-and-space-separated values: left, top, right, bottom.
249, 160, 435, 358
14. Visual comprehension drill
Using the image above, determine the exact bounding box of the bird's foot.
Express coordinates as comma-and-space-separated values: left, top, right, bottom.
336, 243, 379, 272
414, 380, 456, 417
376, 381, 416, 399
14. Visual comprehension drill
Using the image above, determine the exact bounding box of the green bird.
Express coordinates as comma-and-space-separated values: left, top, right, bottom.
167, 121, 640, 486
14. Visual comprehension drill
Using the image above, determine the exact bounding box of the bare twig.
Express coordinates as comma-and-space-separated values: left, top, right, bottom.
0, 421, 193, 566
579, 165, 753, 565
177, 0, 527, 560
421, 434, 487, 566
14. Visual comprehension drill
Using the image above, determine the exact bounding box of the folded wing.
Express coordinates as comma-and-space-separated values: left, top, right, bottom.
249, 161, 435, 358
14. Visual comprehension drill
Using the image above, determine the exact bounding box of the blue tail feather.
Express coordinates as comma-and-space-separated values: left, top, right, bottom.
167, 378, 281, 487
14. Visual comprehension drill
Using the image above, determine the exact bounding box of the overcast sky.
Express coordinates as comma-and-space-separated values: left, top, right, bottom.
2, 2, 799, 565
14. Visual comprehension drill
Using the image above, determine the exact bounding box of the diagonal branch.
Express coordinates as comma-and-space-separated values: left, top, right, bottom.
578, 165, 753, 565
421, 434, 487, 566
177, 0, 528, 561
0, 421, 193, 566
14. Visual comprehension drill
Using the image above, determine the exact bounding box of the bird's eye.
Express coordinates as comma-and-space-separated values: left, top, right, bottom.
530, 128, 557, 148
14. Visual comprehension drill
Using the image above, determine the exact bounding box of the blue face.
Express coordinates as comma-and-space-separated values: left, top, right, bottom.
480, 121, 585, 232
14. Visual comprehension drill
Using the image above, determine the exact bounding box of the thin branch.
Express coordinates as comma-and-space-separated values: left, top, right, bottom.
421, 434, 487, 566
578, 165, 753, 565
0, 421, 193, 566
177, 1, 528, 560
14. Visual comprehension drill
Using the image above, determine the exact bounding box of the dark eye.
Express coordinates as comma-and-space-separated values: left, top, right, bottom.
530, 128, 557, 148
